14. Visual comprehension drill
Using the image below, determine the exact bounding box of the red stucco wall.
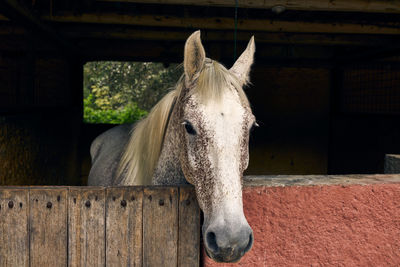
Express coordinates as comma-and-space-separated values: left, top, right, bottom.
204, 183, 400, 266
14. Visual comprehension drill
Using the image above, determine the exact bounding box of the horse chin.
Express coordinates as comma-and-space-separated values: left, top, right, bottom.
205, 247, 245, 263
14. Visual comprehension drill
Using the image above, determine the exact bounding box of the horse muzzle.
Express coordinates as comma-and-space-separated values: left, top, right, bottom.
203, 222, 254, 263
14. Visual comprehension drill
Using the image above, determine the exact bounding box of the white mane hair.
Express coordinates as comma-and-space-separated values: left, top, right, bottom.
117, 59, 250, 185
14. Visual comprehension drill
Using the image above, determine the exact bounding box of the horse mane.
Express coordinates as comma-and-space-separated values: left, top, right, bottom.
118, 59, 249, 185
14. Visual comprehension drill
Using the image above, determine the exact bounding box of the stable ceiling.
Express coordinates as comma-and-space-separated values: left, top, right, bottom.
1, 0, 400, 64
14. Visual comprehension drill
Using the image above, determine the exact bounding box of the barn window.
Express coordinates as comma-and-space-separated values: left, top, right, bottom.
83, 61, 181, 124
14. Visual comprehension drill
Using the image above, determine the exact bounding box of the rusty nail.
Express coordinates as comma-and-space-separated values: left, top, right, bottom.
46, 202, 52, 209
121, 200, 127, 207
159, 199, 164, 206
8, 201, 13, 209
85, 200, 91, 208
186, 199, 191, 206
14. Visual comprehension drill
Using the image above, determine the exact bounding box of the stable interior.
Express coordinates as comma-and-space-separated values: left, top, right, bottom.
1, 0, 400, 185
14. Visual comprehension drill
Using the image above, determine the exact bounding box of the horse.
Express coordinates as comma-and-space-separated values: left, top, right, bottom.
88, 31, 256, 263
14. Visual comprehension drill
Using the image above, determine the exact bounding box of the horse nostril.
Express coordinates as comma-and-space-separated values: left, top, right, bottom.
244, 232, 253, 253
206, 231, 218, 252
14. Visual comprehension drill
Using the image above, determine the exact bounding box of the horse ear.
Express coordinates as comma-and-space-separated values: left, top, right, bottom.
184, 30, 206, 84
230, 36, 255, 86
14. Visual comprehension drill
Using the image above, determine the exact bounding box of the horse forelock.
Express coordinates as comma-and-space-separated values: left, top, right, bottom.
184, 59, 250, 108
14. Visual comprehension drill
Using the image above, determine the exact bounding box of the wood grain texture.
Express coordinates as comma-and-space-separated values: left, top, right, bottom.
0, 189, 29, 267
0, 186, 201, 267
98, 0, 400, 13
62, 27, 390, 47
68, 187, 105, 267
106, 187, 143, 267
29, 188, 68, 266
42, 13, 400, 35
143, 187, 178, 267
178, 187, 200, 267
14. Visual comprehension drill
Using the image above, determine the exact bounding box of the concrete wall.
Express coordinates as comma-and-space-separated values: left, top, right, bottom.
204, 175, 400, 266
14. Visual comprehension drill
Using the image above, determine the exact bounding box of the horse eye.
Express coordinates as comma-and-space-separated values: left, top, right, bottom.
184, 122, 197, 135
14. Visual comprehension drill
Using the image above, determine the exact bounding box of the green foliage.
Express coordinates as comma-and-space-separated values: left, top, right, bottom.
83, 61, 181, 124
84, 94, 148, 124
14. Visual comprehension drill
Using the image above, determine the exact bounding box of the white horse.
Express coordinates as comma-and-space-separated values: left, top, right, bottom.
88, 31, 256, 263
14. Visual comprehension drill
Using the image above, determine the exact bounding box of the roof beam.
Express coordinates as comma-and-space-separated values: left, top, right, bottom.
61, 26, 396, 47
97, 0, 400, 14
0, 0, 77, 53
1, 20, 394, 48
77, 39, 335, 67
41, 13, 400, 35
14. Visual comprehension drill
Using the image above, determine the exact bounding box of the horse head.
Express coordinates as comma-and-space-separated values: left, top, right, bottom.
178, 31, 256, 263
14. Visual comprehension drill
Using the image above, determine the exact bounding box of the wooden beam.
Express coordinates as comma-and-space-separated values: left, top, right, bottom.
3, 13, 396, 47
338, 45, 400, 63
41, 13, 400, 35
76, 38, 336, 66
97, 0, 400, 14
0, 0, 77, 53
61, 26, 396, 47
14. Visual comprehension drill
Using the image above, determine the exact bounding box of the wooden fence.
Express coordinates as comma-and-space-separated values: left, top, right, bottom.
0, 186, 200, 267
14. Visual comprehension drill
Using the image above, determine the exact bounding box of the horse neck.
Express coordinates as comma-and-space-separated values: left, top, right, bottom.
152, 103, 186, 185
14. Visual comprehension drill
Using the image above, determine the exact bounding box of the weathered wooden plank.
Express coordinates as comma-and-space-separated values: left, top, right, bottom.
106, 187, 143, 267
384, 154, 400, 174
98, 0, 400, 14
68, 187, 105, 267
0, 189, 29, 267
178, 187, 200, 267
41, 13, 400, 35
29, 188, 68, 266
63, 26, 392, 47
143, 187, 178, 267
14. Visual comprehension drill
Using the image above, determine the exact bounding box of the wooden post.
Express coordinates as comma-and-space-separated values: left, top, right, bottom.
0, 189, 29, 267
384, 154, 400, 174
29, 188, 68, 266
178, 187, 200, 267
68, 187, 106, 266
106, 187, 143, 266
143, 187, 178, 266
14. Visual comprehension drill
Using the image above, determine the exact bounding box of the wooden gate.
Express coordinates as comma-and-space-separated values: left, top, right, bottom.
0, 186, 200, 267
